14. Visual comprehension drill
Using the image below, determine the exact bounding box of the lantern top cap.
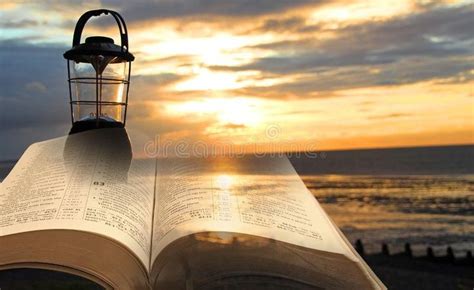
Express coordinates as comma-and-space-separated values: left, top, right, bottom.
86, 36, 114, 44
63, 9, 134, 63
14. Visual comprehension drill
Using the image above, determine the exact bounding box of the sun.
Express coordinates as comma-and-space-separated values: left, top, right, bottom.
167, 97, 263, 127
174, 69, 243, 91
216, 174, 233, 190
216, 98, 262, 126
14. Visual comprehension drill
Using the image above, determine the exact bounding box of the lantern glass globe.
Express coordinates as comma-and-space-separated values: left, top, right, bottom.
69, 60, 129, 125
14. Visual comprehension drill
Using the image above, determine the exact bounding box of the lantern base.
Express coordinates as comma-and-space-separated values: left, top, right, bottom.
69, 119, 124, 135
64, 127, 133, 179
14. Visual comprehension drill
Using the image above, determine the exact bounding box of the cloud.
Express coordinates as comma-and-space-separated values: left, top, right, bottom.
0, 19, 42, 29
0, 37, 223, 158
231, 56, 474, 98
0, 50, 69, 157
220, 5, 474, 73
24, 81, 48, 94
0, 40, 70, 131
207, 4, 474, 97
249, 16, 321, 34
367, 113, 411, 120
1, 1, 473, 159
222, 123, 247, 129
114, 0, 323, 22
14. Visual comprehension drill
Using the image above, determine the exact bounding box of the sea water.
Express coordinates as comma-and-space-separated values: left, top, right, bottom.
303, 174, 473, 256
290, 145, 474, 256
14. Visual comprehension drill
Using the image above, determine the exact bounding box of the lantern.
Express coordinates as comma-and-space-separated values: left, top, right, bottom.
64, 9, 134, 134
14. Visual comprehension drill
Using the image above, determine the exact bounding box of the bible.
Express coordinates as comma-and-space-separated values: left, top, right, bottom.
0, 129, 385, 289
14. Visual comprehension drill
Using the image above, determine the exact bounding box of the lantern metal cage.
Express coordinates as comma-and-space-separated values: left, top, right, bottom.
64, 9, 134, 133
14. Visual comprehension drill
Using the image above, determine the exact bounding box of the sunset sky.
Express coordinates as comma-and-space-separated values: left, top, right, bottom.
1, 0, 473, 159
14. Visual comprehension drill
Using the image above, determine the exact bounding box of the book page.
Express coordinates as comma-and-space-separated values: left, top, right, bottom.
151, 156, 355, 263
0, 129, 155, 268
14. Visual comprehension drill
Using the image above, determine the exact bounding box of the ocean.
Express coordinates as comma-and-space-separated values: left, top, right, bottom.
1, 144, 473, 257
303, 174, 473, 256
290, 145, 474, 257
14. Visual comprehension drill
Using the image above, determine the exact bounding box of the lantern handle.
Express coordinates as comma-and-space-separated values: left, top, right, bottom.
72, 9, 130, 52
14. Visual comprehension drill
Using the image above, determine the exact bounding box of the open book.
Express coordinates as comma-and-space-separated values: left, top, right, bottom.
0, 129, 385, 289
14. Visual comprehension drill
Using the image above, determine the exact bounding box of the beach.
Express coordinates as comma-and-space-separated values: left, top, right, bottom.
304, 174, 474, 257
